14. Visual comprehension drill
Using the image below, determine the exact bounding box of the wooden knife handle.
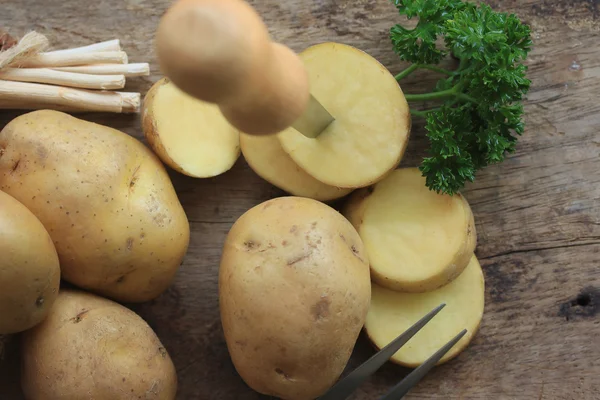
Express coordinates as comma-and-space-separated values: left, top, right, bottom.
155, 0, 310, 135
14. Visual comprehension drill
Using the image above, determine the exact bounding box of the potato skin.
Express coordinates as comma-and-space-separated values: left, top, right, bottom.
142, 77, 184, 175
0, 110, 190, 302
219, 196, 371, 400
0, 190, 60, 334
21, 289, 177, 400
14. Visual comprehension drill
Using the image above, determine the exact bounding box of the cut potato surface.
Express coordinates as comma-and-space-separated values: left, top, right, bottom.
278, 42, 411, 188
143, 78, 240, 178
346, 167, 476, 292
365, 255, 485, 367
240, 132, 352, 201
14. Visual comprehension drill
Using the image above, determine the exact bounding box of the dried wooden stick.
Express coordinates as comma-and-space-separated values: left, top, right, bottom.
45, 39, 121, 55
52, 63, 150, 77
0, 68, 125, 90
0, 80, 140, 113
17, 51, 128, 68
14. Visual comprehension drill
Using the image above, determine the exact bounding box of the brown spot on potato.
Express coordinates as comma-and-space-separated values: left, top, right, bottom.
311, 221, 318, 229
37, 145, 48, 159
311, 296, 331, 321
281, 240, 288, 246
158, 347, 167, 358
71, 309, 89, 323
129, 165, 141, 188
235, 340, 247, 349
35, 296, 44, 307
287, 253, 311, 266
290, 225, 298, 234
339, 233, 347, 243
153, 213, 168, 227
350, 245, 365, 262
10, 159, 20, 173
126, 237, 134, 251
244, 240, 258, 250
275, 368, 292, 380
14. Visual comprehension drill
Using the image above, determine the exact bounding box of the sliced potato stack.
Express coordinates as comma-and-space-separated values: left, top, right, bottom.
343, 167, 484, 366
366, 256, 485, 367
241, 42, 411, 200
344, 167, 477, 292
142, 77, 240, 178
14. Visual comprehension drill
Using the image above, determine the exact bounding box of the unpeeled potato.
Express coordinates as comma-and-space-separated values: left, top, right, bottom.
343, 168, 476, 292
365, 256, 485, 367
0, 190, 60, 334
0, 110, 189, 303
142, 77, 240, 178
21, 289, 177, 400
219, 196, 371, 400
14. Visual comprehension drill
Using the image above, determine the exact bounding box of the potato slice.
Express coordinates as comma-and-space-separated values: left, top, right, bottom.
344, 168, 476, 292
240, 132, 352, 201
142, 77, 240, 178
277, 42, 411, 188
365, 255, 485, 367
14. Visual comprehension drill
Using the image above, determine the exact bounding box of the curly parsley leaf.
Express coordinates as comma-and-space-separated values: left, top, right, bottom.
390, 0, 532, 195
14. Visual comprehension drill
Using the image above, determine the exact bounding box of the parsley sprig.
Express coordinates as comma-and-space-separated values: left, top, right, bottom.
390, 0, 532, 195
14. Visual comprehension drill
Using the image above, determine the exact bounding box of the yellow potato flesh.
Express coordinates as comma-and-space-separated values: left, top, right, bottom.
144, 78, 240, 178
240, 132, 352, 201
278, 42, 411, 188
365, 256, 485, 367
357, 168, 476, 292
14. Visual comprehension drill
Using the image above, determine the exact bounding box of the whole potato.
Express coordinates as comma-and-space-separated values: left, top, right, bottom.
0, 110, 190, 302
21, 289, 177, 400
219, 196, 371, 400
0, 190, 60, 334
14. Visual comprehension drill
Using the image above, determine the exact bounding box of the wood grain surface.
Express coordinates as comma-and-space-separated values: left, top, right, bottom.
1, 0, 599, 399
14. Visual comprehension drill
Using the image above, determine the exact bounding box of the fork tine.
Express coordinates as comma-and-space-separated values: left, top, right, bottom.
379, 328, 468, 400
317, 303, 447, 400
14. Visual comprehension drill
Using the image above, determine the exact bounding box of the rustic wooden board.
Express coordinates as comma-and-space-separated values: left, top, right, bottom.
1, 0, 599, 399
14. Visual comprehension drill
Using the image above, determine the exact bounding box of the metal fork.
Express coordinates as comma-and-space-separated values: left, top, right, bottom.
318, 304, 467, 400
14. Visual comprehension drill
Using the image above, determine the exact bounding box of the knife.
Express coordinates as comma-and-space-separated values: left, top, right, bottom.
155, 0, 335, 139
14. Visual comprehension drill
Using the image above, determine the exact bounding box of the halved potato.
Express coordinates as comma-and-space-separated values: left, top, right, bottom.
240, 132, 352, 201
365, 255, 485, 367
278, 42, 411, 189
344, 168, 476, 292
142, 77, 240, 178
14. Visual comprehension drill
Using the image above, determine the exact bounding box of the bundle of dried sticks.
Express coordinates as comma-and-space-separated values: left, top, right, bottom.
0, 31, 150, 113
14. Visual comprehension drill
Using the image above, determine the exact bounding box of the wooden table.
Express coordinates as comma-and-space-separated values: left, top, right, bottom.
1, 0, 599, 399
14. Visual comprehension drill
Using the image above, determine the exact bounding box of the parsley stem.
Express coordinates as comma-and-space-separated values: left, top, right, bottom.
394, 64, 419, 81
410, 109, 428, 118
418, 65, 454, 76
395, 64, 455, 81
404, 87, 457, 102
410, 108, 442, 118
